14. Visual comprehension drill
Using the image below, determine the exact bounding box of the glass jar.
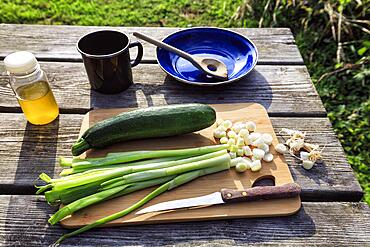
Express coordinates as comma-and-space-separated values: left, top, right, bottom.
4, 51, 59, 125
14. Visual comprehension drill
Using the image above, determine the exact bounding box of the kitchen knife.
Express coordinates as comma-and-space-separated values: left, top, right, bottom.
136, 183, 301, 215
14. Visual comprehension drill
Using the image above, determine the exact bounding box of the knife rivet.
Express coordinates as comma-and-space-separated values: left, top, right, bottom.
227, 193, 232, 198
242, 191, 248, 196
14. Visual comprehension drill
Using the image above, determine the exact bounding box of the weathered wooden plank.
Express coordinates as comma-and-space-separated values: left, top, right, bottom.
0, 195, 368, 246
0, 113, 362, 201
0, 24, 303, 64
0, 62, 326, 116
270, 118, 363, 201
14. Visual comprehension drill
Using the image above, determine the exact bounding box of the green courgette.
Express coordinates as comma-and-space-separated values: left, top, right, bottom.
71, 104, 216, 156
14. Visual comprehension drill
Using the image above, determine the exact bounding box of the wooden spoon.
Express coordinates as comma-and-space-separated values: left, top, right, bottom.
133, 32, 228, 80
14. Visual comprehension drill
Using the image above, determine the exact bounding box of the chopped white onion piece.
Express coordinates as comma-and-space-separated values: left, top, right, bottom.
242, 146, 252, 156
249, 132, 262, 142
243, 157, 253, 164
237, 148, 244, 157
227, 138, 236, 147
220, 137, 228, 144
227, 130, 237, 139
253, 148, 265, 160
245, 121, 257, 132
238, 129, 249, 137
236, 137, 245, 147
251, 160, 262, 172
213, 129, 223, 139
302, 160, 315, 170
251, 137, 264, 147
217, 125, 227, 132
229, 152, 237, 159
236, 163, 248, 173
263, 153, 274, 162
222, 120, 233, 129
260, 143, 270, 153
243, 135, 251, 145
230, 157, 244, 167
220, 131, 227, 138
232, 122, 245, 134
261, 133, 273, 145
275, 143, 287, 154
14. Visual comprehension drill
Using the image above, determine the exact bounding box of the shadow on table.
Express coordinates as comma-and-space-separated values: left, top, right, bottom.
3, 197, 315, 246
89, 69, 272, 111
27, 205, 315, 246
10, 118, 59, 194
161, 69, 272, 109
3, 118, 60, 246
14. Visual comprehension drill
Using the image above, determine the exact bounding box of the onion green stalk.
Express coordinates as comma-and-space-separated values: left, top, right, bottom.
48, 176, 176, 225
43, 167, 133, 192
54, 161, 230, 245
101, 153, 230, 190
44, 180, 102, 205
59, 157, 103, 167
59, 156, 190, 176
49, 184, 130, 225
45, 150, 228, 192
71, 145, 227, 169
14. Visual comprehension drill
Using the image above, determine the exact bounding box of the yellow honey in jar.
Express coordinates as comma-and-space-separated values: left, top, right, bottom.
16, 81, 59, 125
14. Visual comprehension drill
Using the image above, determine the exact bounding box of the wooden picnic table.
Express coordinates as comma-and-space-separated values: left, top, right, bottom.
0, 24, 369, 246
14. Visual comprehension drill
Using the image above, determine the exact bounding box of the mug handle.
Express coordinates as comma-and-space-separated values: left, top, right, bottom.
129, 41, 143, 67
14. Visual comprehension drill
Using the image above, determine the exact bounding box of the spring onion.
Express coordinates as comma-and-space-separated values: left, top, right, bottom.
48, 176, 176, 225
54, 162, 230, 245
71, 145, 227, 169
101, 153, 230, 190
60, 156, 188, 176
43, 150, 228, 193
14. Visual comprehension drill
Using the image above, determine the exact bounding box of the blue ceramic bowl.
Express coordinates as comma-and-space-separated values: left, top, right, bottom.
156, 27, 258, 86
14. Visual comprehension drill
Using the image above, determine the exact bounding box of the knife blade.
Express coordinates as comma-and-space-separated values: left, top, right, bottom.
136, 183, 301, 215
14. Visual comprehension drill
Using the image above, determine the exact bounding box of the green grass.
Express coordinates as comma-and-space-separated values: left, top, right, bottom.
0, 0, 240, 27
1, 0, 369, 204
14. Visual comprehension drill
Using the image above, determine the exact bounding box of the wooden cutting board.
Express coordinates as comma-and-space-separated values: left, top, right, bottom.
61, 103, 301, 228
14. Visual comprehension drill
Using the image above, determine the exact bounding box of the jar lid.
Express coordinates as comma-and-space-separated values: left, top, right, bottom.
4, 51, 39, 74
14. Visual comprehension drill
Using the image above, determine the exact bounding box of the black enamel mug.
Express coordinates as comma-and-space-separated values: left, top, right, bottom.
77, 30, 143, 94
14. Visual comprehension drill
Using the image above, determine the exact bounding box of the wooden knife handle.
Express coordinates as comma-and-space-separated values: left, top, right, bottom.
220, 183, 301, 203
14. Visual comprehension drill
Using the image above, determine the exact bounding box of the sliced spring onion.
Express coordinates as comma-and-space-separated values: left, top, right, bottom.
252, 148, 265, 160
263, 153, 274, 162
245, 121, 256, 132
236, 163, 249, 172
251, 160, 262, 172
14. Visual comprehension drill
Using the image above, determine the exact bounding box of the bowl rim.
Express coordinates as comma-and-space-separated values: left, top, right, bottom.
156, 27, 259, 86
